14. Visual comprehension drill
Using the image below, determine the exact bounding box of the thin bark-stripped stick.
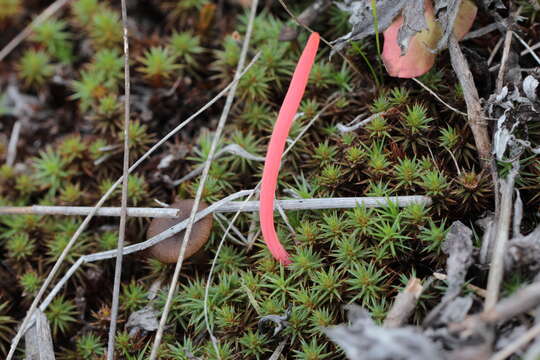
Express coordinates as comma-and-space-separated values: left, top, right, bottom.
0, 0, 72, 61
411, 78, 468, 117
521, 41, 540, 56
214, 213, 248, 246
6, 53, 260, 359
488, 37, 504, 66
433, 272, 486, 298
490, 323, 540, 360
513, 31, 540, 66
6, 120, 21, 166
337, 112, 386, 133
148, 0, 259, 356
496, 24, 514, 93
276, 202, 297, 237
0, 195, 429, 217
0, 206, 180, 217
462, 23, 499, 41
107, 0, 131, 354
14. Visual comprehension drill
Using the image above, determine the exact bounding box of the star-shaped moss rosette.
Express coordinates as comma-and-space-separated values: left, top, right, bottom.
333, 0, 477, 78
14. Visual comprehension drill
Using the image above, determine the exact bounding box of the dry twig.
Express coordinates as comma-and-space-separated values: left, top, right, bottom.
448, 36, 492, 170
107, 0, 131, 355
496, 29, 514, 92
0, 206, 180, 218
0, 195, 430, 217
513, 31, 540, 66
384, 277, 423, 328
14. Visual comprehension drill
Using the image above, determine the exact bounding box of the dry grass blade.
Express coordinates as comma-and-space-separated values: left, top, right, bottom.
496, 29, 514, 93
107, 0, 131, 355
411, 78, 468, 117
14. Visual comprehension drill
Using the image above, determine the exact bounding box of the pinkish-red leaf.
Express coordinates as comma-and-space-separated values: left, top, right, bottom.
382, 0, 440, 78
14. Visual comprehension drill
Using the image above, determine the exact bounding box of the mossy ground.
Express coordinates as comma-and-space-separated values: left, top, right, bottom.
0, 0, 540, 359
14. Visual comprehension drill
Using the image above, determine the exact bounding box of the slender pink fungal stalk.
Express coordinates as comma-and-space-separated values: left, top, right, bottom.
259, 32, 320, 265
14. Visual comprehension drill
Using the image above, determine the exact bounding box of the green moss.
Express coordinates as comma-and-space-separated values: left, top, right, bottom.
46, 296, 78, 336
19, 270, 42, 297
71, 0, 101, 28
31, 19, 73, 63
32, 147, 72, 195
5, 232, 35, 260
169, 32, 204, 68
89, 9, 123, 49
0, 302, 14, 356
0, 0, 21, 22
137, 47, 181, 86
75, 332, 105, 359
121, 280, 148, 312
17, 50, 55, 88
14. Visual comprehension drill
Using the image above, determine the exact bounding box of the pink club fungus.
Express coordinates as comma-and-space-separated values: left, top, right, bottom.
259, 32, 320, 265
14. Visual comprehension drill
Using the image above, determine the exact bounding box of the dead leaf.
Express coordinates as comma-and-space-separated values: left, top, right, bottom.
324, 304, 443, 360
442, 221, 473, 301
126, 306, 159, 336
